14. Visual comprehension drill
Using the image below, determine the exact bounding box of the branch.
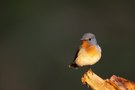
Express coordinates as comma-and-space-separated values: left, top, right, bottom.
81, 69, 135, 90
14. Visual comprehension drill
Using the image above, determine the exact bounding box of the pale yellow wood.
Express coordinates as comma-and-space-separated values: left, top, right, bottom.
81, 69, 135, 90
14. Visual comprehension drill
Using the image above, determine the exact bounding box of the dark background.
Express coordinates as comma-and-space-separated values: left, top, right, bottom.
1, 0, 135, 90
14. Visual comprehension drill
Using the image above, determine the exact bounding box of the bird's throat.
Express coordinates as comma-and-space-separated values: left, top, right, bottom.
82, 41, 90, 48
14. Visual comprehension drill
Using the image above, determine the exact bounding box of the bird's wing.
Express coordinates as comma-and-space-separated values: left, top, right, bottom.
73, 46, 81, 62
69, 46, 81, 68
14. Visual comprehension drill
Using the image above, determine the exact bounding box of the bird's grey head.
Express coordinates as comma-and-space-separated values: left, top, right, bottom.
81, 33, 97, 45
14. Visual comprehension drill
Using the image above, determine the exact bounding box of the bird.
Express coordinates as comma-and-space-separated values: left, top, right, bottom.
69, 33, 102, 69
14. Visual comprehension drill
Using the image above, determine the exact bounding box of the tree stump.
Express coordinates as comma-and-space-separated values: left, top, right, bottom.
81, 69, 135, 90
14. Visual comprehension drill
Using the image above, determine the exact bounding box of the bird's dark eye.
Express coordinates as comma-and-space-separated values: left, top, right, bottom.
89, 38, 91, 40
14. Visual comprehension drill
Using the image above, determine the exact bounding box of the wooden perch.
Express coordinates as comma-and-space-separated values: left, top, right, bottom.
81, 69, 135, 90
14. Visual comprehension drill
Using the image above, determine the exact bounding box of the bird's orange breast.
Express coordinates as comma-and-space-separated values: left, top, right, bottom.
82, 41, 100, 57
75, 40, 101, 66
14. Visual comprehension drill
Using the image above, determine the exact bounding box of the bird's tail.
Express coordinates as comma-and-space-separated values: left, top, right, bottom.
69, 63, 78, 69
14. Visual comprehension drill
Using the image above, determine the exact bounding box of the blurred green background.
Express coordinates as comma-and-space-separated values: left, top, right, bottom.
1, 0, 135, 90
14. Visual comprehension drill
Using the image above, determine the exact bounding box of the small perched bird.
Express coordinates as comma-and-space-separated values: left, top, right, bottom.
69, 33, 102, 68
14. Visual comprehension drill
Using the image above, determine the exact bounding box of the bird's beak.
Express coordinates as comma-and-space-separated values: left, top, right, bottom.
81, 38, 87, 41
80, 38, 84, 40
